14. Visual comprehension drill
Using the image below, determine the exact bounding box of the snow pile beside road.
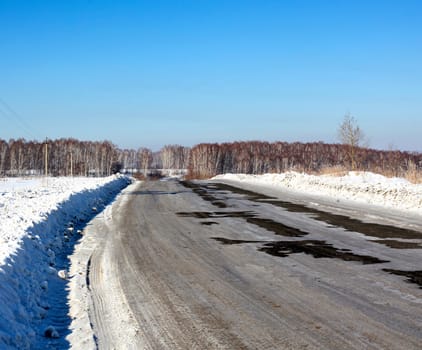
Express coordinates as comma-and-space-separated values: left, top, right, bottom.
0, 175, 131, 349
212, 172, 422, 214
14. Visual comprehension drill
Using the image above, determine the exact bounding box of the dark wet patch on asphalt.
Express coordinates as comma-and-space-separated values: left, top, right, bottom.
211, 201, 228, 208
246, 217, 308, 237
383, 269, 422, 288
177, 210, 309, 238
201, 221, 219, 226
211, 237, 267, 245
209, 183, 422, 241
180, 181, 230, 208
177, 211, 256, 219
259, 240, 389, 264
370, 240, 421, 249
211, 237, 388, 264
205, 183, 277, 201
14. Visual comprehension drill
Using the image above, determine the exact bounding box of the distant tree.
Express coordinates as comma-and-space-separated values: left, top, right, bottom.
338, 114, 365, 170
137, 147, 152, 174
0, 140, 8, 175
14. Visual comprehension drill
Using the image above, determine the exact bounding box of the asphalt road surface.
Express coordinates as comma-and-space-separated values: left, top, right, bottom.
86, 179, 422, 349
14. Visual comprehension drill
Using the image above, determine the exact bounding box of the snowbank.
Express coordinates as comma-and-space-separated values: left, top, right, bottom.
0, 175, 131, 349
212, 172, 422, 215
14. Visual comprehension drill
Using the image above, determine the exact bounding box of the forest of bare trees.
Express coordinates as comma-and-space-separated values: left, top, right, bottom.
0, 139, 190, 177
0, 138, 120, 176
0, 138, 420, 180
187, 141, 422, 179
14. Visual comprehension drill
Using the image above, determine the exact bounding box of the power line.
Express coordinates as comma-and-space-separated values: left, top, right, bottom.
0, 97, 40, 140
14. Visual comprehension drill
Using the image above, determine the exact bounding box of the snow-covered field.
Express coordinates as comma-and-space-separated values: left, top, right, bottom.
213, 171, 422, 215
0, 175, 131, 349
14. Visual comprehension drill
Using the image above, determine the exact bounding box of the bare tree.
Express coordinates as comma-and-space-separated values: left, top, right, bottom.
137, 147, 152, 175
338, 114, 365, 170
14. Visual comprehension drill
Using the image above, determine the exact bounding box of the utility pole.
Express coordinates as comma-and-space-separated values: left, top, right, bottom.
44, 138, 48, 177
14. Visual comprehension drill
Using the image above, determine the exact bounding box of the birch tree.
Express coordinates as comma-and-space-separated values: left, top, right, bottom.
338, 114, 365, 170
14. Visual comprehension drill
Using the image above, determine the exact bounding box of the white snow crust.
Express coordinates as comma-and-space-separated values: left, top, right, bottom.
0, 175, 131, 349
212, 171, 422, 215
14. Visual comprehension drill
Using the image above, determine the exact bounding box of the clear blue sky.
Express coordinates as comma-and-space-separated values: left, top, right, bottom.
1, 0, 421, 151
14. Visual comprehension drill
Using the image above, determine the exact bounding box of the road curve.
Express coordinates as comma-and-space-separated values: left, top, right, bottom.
86, 179, 422, 350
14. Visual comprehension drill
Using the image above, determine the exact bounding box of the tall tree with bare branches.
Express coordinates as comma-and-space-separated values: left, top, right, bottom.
338, 114, 365, 170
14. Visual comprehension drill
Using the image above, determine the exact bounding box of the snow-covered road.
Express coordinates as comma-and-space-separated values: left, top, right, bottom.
79, 178, 421, 349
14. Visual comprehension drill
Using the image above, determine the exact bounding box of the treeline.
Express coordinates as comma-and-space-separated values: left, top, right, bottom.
1, 138, 420, 179
0, 138, 190, 176
187, 141, 422, 179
